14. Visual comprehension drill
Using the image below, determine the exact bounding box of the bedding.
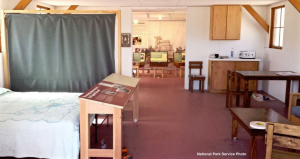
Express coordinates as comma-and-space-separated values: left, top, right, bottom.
0, 91, 88, 159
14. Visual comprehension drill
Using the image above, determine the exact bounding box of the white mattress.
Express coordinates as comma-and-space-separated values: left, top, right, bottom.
0, 91, 91, 159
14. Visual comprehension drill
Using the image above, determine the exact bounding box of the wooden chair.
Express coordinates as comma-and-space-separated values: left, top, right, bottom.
188, 61, 205, 93
226, 70, 253, 108
265, 122, 300, 159
288, 93, 300, 125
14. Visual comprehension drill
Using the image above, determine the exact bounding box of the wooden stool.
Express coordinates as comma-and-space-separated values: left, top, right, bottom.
188, 61, 205, 93
179, 66, 185, 77
132, 65, 139, 77
153, 67, 165, 78
226, 70, 253, 108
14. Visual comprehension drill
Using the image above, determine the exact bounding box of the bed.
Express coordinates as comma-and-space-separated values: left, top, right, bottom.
0, 87, 92, 159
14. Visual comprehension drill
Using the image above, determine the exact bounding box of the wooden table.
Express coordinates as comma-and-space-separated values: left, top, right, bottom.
79, 73, 140, 159
229, 108, 293, 159
235, 71, 300, 107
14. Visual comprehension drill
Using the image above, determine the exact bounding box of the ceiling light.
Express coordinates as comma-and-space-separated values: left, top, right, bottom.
133, 19, 138, 24
158, 16, 162, 20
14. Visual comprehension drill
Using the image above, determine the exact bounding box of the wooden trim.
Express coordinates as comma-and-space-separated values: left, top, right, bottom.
64, 5, 79, 14
13, 0, 32, 10
1, 10, 10, 89
269, 5, 285, 49
4, 10, 119, 14
243, 5, 269, 33
88, 149, 113, 157
117, 10, 121, 74
1, 9, 122, 87
289, 0, 300, 13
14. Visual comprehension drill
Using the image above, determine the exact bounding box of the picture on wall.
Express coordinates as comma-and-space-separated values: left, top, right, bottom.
132, 36, 143, 45
121, 33, 131, 47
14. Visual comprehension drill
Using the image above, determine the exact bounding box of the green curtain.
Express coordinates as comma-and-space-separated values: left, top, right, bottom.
6, 14, 115, 92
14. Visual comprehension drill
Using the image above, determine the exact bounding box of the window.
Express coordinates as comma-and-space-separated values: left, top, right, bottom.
270, 5, 285, 49
36, 5, 50, 14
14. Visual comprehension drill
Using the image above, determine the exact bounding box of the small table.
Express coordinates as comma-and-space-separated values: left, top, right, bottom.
229, 108, 293, 159
132, 65, 144, 77
79, 73, 140, 159
235, 71, 300, 107
153, 67, 165, 78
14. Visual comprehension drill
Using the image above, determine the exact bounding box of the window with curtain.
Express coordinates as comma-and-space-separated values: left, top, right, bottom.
269, 5, 285, 49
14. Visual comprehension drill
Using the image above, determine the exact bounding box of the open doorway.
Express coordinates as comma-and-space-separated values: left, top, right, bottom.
131, 9, 186, 79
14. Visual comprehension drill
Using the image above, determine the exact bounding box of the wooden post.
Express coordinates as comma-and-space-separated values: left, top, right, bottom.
117, 10, 121, 75
113, 108, 122, 159
243, 5, 269, 33
1, 10, 10, 89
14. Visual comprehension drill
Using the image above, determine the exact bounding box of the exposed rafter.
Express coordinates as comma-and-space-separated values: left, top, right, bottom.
289, 0, 300, 13
13, 0, 32, 10
243, 5, 269, 33
64, 5, 79, 14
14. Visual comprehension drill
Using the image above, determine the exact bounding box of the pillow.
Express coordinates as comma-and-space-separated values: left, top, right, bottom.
0, 87, 11, 95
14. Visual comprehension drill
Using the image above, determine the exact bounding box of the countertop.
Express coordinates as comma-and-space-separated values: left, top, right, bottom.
208, 58, 261, 62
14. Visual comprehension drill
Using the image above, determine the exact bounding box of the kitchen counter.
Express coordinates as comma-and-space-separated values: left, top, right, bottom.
208, 58, 261, 62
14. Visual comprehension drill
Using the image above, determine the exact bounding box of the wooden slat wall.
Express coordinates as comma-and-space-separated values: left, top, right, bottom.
243, 5, 269, 33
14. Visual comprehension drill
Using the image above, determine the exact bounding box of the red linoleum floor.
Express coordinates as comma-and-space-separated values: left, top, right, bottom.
90, 71, 289, 159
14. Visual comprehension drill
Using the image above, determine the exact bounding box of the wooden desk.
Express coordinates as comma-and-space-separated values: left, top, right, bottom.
79, 73, 140, 159
229, 108, 293, 159
235, 71, 300, 107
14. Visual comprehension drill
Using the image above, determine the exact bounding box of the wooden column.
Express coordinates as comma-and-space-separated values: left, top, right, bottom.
1, 10, 10, 89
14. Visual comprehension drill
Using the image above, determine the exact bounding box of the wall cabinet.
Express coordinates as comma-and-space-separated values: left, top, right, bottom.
209, 5, 242, 40
208, 60, 259, 93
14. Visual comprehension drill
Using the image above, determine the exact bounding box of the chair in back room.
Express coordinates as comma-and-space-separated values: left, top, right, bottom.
188, 61, 205, 93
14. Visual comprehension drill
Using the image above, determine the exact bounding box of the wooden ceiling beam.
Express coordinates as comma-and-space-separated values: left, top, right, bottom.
243, 5, 269, 33
289, 0, 300, 13
65, 5, 79, 14
13, 0, 32, 10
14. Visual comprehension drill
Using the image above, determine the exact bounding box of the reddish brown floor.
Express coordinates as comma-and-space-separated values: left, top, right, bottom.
1, 71, 290, 159
90, 71, 289, 159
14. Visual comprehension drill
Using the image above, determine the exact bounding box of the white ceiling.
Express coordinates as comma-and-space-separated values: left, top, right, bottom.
36, 0, 285, 7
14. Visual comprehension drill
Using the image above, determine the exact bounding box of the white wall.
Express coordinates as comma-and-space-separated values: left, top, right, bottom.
262, 1, 300, 102
121, 7, 133, 76
185, 6, 267, 90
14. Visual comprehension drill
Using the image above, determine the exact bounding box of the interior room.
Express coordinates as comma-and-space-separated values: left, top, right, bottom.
1, 0, 300, 159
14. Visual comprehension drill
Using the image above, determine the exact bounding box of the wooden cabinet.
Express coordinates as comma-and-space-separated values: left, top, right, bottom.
210, 5, 242, 40
208, 60, 259, 93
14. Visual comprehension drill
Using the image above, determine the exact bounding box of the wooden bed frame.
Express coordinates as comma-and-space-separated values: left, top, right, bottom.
288, 93, 300, 125
0, 9, 122, 89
